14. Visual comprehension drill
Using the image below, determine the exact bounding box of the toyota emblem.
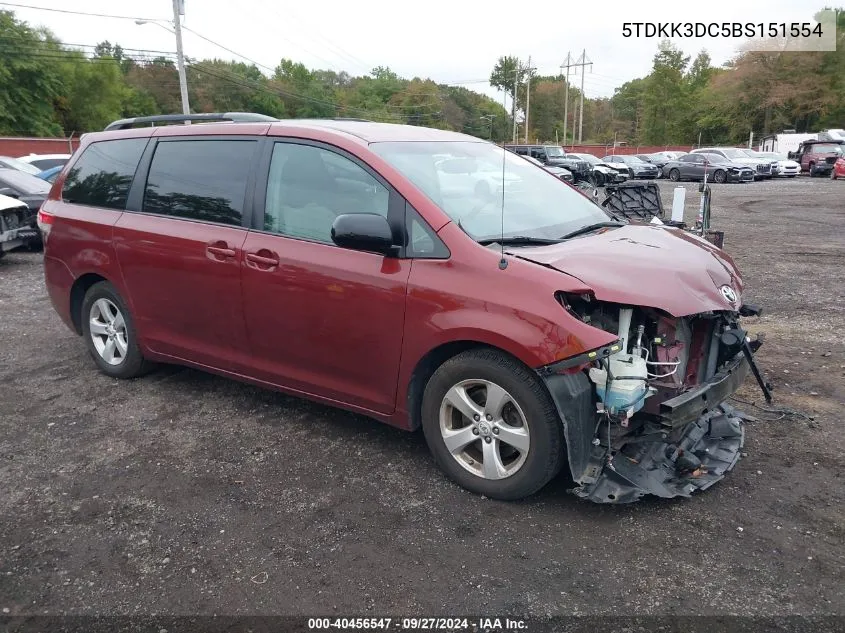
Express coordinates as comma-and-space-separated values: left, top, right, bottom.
720, 285, 738, 304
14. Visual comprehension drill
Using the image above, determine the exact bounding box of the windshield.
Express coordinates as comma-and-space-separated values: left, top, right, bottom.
370, 141, 612, 242
811, 143, 844, 153
620, 156, 645, 164
720, 149, 748, 159
758, 152, 785, 160
572, 153, 600, 165
0, 168, 51, 195
702, 153, 730, 164
545, 146, 564, 157
0, 156, 41, 175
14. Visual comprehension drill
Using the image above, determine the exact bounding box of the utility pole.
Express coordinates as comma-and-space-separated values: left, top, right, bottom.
560, 52, 574, 147
524, 56, 536, 143
576, 49, 592, 143
512, 65, 519, 144
172, 0, 190, 115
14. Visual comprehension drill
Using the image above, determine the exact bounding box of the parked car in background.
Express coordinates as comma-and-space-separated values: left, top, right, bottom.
602, 155, 660, 179
521, 155, 573, 182
566, 153, 628, 186
788, 140, 844, 176
39, 113, 762, 505
635, 153, 666, 177
0, 193, 37, 259
17, 153, 71, 171
659, 151, 686, 160
832, 155, 845, 180
0, 155, 42, 175
37, 165, 63, 183
662, 153, 754, 183
504, 144, 591, 182
691, 147, 773, 179
751, 151, 800, 177
0, 168, 51, 250
738, 149, 779, 176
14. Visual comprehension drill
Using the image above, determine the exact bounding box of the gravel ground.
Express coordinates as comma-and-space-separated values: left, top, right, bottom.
0, 178, 843, 621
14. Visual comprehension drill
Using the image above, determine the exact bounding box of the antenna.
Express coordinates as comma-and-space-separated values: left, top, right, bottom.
498, 142, 508, 270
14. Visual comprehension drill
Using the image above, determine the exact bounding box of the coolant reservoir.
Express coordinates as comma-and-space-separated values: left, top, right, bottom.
589, 354, 649, 415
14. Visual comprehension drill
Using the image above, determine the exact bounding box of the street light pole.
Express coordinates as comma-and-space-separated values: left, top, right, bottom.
172, 0, 190, 115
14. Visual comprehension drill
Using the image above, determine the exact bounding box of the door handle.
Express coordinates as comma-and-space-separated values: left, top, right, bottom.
245, 251, 280, 268
206, 245, 236, 258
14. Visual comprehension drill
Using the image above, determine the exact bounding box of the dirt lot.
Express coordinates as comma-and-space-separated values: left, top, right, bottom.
1, 178, 844, 622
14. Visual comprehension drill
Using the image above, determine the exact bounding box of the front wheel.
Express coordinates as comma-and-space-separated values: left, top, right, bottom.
81, 281, 152, 379
713, 169, 727, 184
590, 171, 605, 187
668, 168, 680, 182
421, 349, 565, 500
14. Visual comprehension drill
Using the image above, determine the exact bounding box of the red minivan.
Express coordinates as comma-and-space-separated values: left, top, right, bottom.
40, 113, 764, 504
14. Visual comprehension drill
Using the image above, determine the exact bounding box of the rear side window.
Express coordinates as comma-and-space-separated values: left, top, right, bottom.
62, 139, 147, 209
143, 140, 256, 226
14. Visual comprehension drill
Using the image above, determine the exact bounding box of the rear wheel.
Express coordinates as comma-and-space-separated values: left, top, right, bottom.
421, 348, 564, 500
81, 281, 152, 379
808, 162, 816, 176
832, 169, 838, 180
713, 169, 727, 184
668, 168, 680, 182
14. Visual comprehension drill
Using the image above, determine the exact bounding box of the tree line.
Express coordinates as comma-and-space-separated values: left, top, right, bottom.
1, 8, 842, 146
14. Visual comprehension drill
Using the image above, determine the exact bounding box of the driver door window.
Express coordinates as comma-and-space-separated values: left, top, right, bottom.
264, 142, 389, 244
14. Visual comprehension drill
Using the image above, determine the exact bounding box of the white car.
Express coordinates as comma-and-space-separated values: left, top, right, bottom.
17, 153, 72, 171
0, 193, 36, 258
753, 151, 800, 177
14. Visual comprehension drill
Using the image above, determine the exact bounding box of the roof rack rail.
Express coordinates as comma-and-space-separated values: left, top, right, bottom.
330, 117, 372, 122
104, 112, 280, 131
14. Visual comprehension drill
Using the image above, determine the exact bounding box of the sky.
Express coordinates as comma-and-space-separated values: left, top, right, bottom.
2, 0, 835, 104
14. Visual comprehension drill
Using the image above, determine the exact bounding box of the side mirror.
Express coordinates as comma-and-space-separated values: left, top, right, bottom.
0, 188, 19, 198
331, 213, 396, 255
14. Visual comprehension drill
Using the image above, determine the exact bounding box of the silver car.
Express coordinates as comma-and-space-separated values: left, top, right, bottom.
691, 147, 773, 180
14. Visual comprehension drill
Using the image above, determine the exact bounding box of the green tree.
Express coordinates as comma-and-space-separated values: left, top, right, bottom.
0, 10, 63, 135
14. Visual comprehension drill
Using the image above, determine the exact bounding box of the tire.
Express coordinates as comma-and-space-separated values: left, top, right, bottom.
713, 169, 727, 184
421, 348, 565, 501
833, 171, 838, 180
590, 171, 605, 187
808, 162, 816, 177
668, 168, 680, 182
81, 281, 152, 379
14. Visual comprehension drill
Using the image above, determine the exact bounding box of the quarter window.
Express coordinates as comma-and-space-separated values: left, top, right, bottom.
264, 143, 389, 243
143, 140, 256, 226
62, 138, 147, 210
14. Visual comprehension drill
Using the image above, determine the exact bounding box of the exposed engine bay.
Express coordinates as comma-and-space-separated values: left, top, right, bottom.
540, 293, 770, 504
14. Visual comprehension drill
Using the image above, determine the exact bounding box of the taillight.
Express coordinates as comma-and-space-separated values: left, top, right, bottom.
37, 207, 53, 241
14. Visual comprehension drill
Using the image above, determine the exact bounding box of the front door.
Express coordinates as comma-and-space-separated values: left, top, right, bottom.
240, 141, 411, 414
114, 138, 259, 370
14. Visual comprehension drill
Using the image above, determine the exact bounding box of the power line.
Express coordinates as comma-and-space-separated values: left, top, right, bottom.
0, 2, 165, 21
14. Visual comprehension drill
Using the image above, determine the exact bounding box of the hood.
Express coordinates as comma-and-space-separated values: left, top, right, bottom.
777, 159, 800, 167
508, 224, 744, 317
713, 161, 752, 170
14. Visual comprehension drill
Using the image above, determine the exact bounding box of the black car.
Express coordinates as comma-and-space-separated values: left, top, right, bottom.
0, 168, 51, 249
602, 155, 660, 179
662, 153, 754, 183
504, 144, 591, 182
519, 155, 573, 182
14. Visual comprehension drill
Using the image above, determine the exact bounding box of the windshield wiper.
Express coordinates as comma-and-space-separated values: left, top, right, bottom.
559, 221, 625, 240
478, 236, 561, 246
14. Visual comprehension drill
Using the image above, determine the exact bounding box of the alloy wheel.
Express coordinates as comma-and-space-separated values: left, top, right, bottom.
439, 379, 530, 480
89, 298, 128, 366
